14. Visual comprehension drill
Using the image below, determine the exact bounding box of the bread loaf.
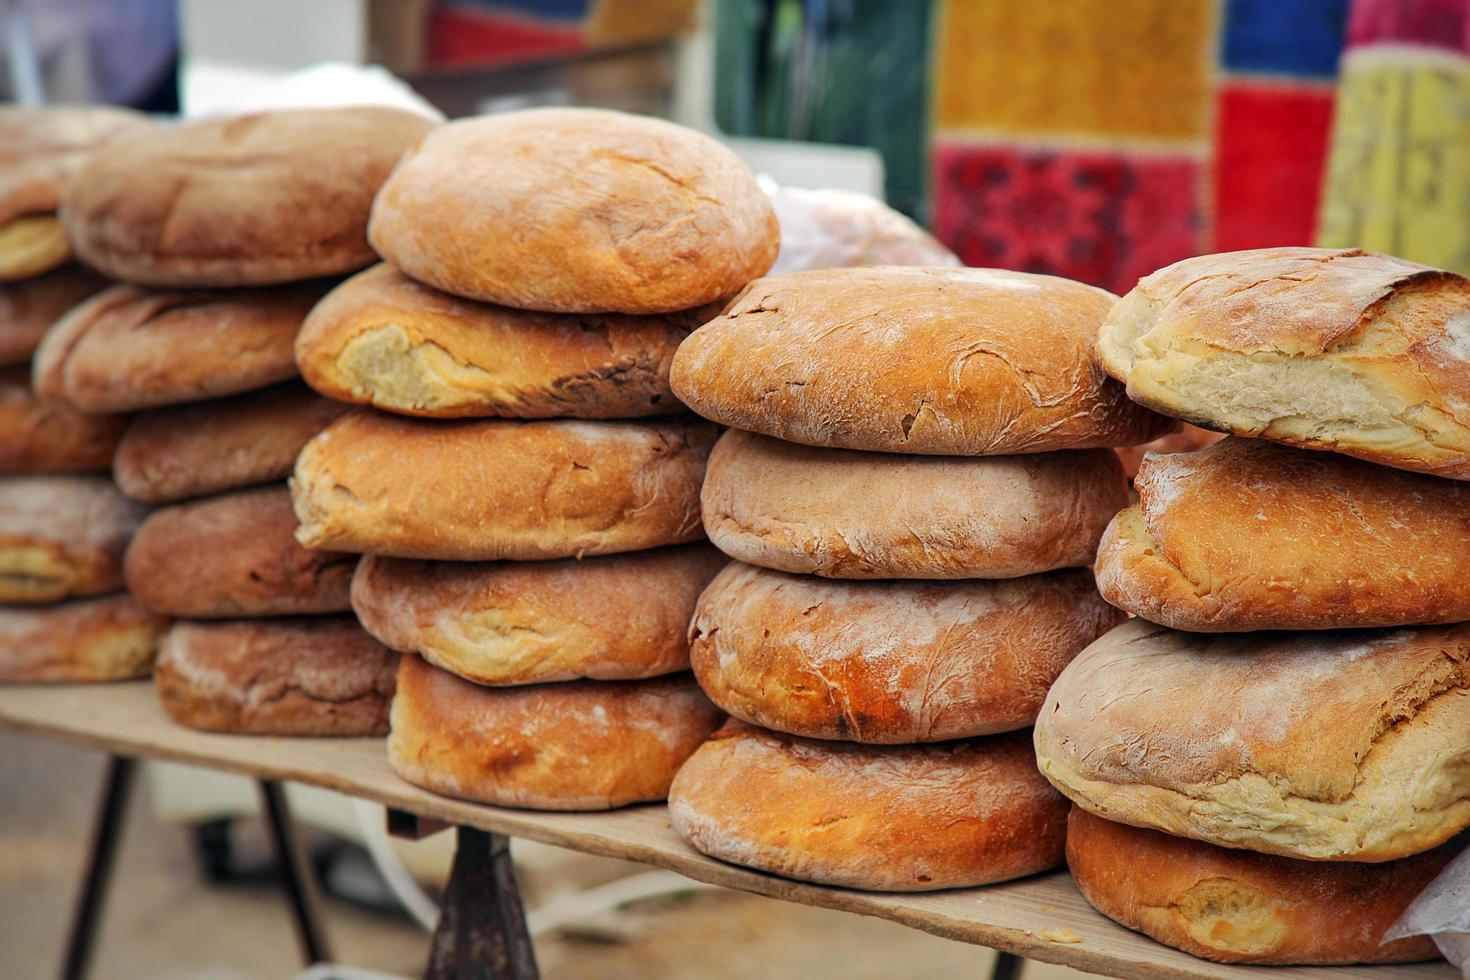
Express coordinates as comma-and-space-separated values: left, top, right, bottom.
0, 369, 124, 473
0, 593, 166, 682
0, 265, 108, 366
0, 475, 146, 603
766, 186, 959, 275
1113, 424, 1223, 480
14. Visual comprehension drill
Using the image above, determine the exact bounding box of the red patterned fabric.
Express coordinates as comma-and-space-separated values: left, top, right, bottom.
1347, 0, 1470, 53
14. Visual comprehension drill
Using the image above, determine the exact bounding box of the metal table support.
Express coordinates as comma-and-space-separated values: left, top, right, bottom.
424, 826, 540, 980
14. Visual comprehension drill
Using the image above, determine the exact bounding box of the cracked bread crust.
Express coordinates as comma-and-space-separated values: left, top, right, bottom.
0, 475, 146, 604
296, 263, 709, 419
369, 108, 777, 313
668, 721, 1068, 891
702, 428, 1128, 578
1096, 437, 1470, 630
670, 266, 1174, 455
690, 563, 1123, 742
291, 410, 716, 560
155, 617, 397, 735
0, 593, 167, 683
1034, 618, 1470, 861
1098, 246, 1470, 479
1066, 808, 1454, 965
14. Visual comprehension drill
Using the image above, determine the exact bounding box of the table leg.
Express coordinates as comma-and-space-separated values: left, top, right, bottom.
59, 754, 136, 980
257, 779, 332, 967
425, 827, 539, 980
991, 950, 1024, 980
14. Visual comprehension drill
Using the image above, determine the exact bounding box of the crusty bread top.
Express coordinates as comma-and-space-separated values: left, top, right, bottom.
671, 266, 1174, 454
1098, 246, 1470, 479
369, 107, 778, 313
0, 106, 151, 224
295, 263, 708, 418
0, 367, 125, 474
0, 593, 167, 683
61, 107, 433, 287
0, 474, 148, 602
0, 265, 109, 367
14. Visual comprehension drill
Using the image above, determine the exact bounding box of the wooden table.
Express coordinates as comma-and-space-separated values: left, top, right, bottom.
0, 681, 1454, 980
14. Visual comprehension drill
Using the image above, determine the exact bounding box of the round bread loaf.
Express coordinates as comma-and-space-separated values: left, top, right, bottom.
0, 593, 166, 683
369, 108, 777, 313
155, 617, 397, 735
702, 429, 1128, 578
1034, 618, 1470, 861
61, 107, 434, 287
33, 282, 324, 413
125, 486, 355, 618
0, 475, 146, 604
669, 722, 1067, 890
1099, 246, 1470, 479
1067, 808, 1454, 965
671, 266, 1173, 455
1113, 424, 1222, 480
113, 383, 347, 503
353, 545, 726, 685
1098, 437, 1470, 631
296, 263, 708, 419
389, 654, 723, 810
766, 185, 959, 275
0, 368, 124, 473
0, 265, 108, 366
691, 563, 1123, 742
293, 411, 715, 560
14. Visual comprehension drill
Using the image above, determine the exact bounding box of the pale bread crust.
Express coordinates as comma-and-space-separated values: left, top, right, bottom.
0, 215, 72, 281
388, 654, 723, 810
670, 266, 1174, 455
352, 545, 726, 685
1098, 246, 1470, 479
702, 429, 1129, 578
1034, 618, 1470, 861
766, 186, 959, 275
0, 593, 166, 683
1067, 808, 1452, 965
0, 265, 108, 366
0, 475, 146, 604
155, 617, 397, 735
369, 108, 777, 313
0, 368, 124, 473
668, 722, 1068, 891
1097, 437, 1470, 630
690, 563, 1123, 742
292, 411, 715, 560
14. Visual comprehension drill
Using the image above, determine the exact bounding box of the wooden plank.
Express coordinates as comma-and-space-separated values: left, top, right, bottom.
0, 682, 1454, 980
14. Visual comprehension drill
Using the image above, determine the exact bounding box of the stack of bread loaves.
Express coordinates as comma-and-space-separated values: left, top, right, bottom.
663, 265, 1174, 890
35, 107, 433, 733
290, 108, 778, 809
1035, 246, 1470, 965
0, 106, 164, 684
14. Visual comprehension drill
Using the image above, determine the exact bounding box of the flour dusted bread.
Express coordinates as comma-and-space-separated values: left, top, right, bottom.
353, 545, 725, 685
691, 564, 1122, 742
34, 282, 324, 413
370, 108, 777, 313
389, 654, 723, 810
669, 722, 1067, 890
0, 265, 108, 366
296, 263, 707, 419
156, 617, 397, 735
703, 429, 1128, 578
1114, 424, 1223, 480
61, 107, 433, 287
0, 369, 124, 473
125, 486, 355, 618
1034, 618, 1470, 861
671, 266, 1172, 455
1067, 808, 1454, 965
0, 475, 146, 604
1099, 246, 1470, 479
293, 411, 715, 560
0, 594, 166, 683
766, 185, 959, 275
1098, 437, 1470, 630
114, 383, 347, 503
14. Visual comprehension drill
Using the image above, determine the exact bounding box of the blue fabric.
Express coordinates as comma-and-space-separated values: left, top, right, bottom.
1220, 0, 1349, 77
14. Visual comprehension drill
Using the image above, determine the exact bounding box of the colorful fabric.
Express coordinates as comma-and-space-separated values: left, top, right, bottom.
427, 0, 694, 68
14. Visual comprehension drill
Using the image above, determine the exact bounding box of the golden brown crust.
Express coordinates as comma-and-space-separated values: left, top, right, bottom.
292, 410, 715, 560
369, 108, 777, 313
0, 215, 71, 281
1034, 618, 1470, 861
61, 107, 434, 287
0, 265, 109, 366
671, 266, 1173, 455
124, 485, 355, 618
0, 368, 124, 473
669, 722, 1068, 891
0, 105, 151, 224
0, 593, 166, 683
690, 563, 1124, 742
1099, 246, 1470, 479
388, 654, 723, 810
702, 429, 1129, 578
113, 382, 347, 503
1096, 437, 1470, 630
296, 263, 710, 419
33, 282, 325, 413
352, 545, 725, 685
155, 617, 397, 735
0, 475, 146, 604
1067, 808, 1453, 965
